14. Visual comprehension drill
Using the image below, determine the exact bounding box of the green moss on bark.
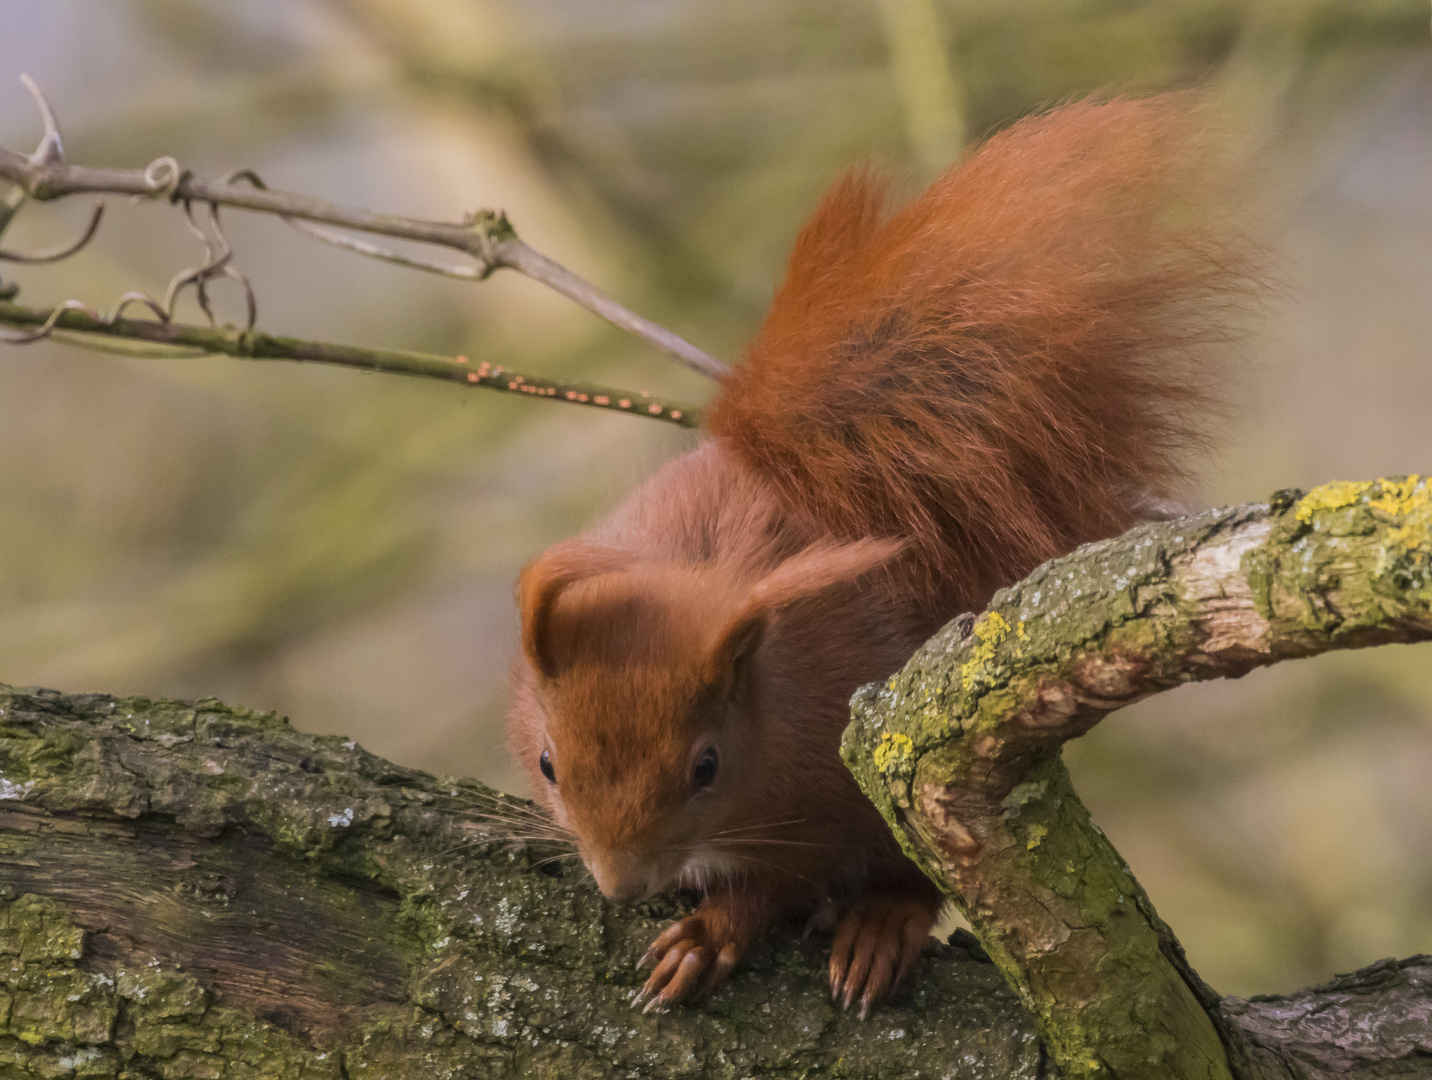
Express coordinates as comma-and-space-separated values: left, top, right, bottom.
1, 684, 1045, 1079
844, 481, 1432, 1080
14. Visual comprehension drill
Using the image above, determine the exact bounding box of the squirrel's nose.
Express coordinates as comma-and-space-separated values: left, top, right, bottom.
601, 878, 647, 904
590, 853, 658, 903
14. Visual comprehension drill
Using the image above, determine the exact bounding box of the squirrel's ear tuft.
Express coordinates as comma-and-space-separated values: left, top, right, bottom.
704, 609, 768, 695
748, 537, 907, 609
705, 537, 906, 690
518, 543, 627, 679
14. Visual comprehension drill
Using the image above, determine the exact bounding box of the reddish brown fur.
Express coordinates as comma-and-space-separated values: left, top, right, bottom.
508, 95, 1262, 1011
710, 94, 1259, 614
511, 454, 919, 906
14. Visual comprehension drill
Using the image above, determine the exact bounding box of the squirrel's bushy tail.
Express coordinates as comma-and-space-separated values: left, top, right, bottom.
708, 94, 1263, 610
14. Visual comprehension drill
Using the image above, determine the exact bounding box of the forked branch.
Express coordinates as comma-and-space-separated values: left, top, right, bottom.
0, 75, 728, 380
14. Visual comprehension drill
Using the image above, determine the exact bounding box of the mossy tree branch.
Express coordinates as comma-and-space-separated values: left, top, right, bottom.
1, 479, 1429, 1078
0, 684, 1044, 1079
842, 476, 1432, 1080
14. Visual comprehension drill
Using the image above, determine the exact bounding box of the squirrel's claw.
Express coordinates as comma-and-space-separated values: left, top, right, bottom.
828, 895, 937, 1018
638, 918, 693, 972
645, 946, 706, 1012
634, 913, 743, 1012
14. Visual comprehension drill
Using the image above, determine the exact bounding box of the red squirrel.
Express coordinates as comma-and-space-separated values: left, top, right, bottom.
508, 95, 1259, 1016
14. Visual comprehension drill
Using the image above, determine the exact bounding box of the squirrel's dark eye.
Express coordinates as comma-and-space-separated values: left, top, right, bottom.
539, 749, 556, 784
692, 746, 718, 789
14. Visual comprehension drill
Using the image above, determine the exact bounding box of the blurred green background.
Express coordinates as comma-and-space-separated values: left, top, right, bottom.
1, 0, 1430, 999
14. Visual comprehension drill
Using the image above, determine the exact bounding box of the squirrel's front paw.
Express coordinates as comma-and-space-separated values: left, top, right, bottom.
632, 915, 743, 1013
828, 894, 937, 1018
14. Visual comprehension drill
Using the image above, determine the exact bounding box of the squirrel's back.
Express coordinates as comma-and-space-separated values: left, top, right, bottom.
709, 94, 1262, 614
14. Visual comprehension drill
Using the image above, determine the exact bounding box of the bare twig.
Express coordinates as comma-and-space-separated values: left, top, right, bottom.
0, 200, 103, 263
0, 77, 730, 379
0, 298, 701, 428
162, 199, 257, 331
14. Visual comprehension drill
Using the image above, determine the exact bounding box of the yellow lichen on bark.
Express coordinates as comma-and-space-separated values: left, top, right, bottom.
1294, 479, 1376, 521
872, 731, 915, 772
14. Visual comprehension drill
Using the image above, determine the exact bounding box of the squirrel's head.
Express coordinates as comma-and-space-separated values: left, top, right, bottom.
511, 537, 902, 903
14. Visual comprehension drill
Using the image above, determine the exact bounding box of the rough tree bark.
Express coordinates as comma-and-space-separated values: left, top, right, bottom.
0, 684, 1043, 1079
1, 477, 1429, 1079
843, 476, 1432, 1080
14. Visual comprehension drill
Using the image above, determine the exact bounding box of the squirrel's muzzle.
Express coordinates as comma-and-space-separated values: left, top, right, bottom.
589, 850, 662, 904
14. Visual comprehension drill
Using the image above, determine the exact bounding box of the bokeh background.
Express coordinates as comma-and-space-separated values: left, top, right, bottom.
2, 0, 1430, 999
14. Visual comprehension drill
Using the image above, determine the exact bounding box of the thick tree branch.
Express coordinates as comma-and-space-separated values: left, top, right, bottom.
843, 476, 1432, 1080
0, 299, 701, 428
0, 684, 1041, 1078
